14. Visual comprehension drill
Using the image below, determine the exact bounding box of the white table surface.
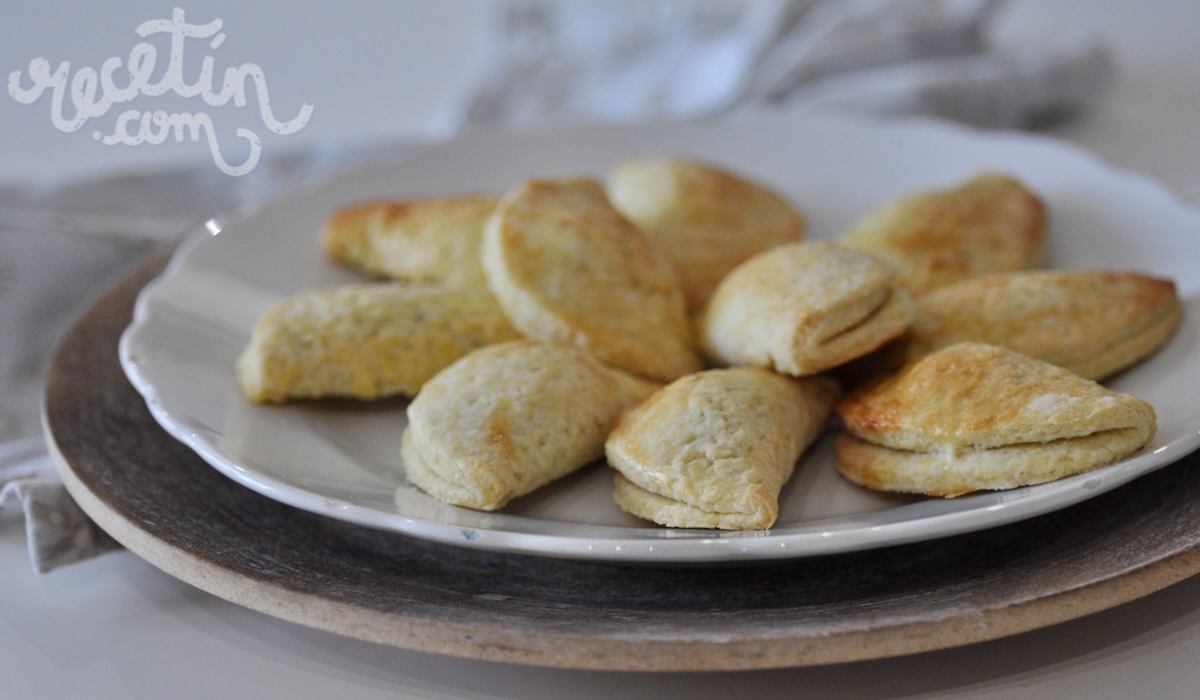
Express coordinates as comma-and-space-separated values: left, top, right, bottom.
4, 2, 1200, 697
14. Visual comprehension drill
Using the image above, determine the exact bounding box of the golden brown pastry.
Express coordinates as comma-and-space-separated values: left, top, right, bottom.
481, 177, 703, 382
840, 173, 1046, 296
606, 367, 839, 530
607, 158, 805, 310
835, 342, 1157, 497
401, 340, 660, 511
321, 194, 498, 287
236, 283, 520, 403
697, 241, 915, 376
870, 269, 1182, 380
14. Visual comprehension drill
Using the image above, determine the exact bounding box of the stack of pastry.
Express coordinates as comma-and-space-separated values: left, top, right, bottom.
235, 162, 1181, 531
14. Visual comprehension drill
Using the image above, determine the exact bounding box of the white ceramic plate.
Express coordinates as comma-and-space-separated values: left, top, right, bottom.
119, 111, 1200, 564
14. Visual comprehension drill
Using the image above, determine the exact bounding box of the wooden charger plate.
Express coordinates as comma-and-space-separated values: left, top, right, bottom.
45, 249, 1200, 671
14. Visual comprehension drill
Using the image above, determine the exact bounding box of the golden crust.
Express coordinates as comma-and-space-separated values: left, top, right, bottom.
606, 368, 839, 529
481, 177, 702, 382
840, 173, 1046, 296
607, 158, 805, 310
834, 342, 1157, 497
835, 426, 1154, 497
880, 270, 1182, 380
697, 241, 914, 376
236, 283, 521, 403
401, 340, 660, 511
320, 194, 498, 287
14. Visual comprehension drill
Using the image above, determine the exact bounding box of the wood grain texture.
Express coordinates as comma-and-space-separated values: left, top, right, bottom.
44, 248, 1200, 671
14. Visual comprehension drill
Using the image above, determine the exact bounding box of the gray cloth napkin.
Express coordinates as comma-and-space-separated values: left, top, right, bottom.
443, 0, 1110, 132
0, 144, 393, 573
0, 0, 1112, 573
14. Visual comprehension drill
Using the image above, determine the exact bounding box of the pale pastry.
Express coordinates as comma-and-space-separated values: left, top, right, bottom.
606, 368, 839, 530
840, 173, 1046, 296
401, 340, 660, 511
697, 241, 915, 376
607, 158, 805, 310
835, 342, 1157, 497
870, 269, 1183, 380
321, 194, 498, 287
481, 177, 702, 382
236, 283, 520, 403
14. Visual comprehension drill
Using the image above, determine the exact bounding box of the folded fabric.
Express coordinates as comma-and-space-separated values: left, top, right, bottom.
441, 0, 1111, 132
0, 437, 121, 573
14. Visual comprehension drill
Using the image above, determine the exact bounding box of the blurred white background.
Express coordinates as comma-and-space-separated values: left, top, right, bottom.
0, 1, 480, 184
1, 0, 1198, 200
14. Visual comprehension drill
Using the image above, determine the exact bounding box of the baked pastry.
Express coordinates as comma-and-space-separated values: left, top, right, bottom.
236, 283, 520, 403
481, 177, 702, 382
835, 342, 1157, 497
840, 173, 1046, 296
401, 340, 660, 511
872, 269, 1183, 380
697, 241, 914, 376
321, 194, 498, 288
606, 368, 838, 530
607, 158, 805, 309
